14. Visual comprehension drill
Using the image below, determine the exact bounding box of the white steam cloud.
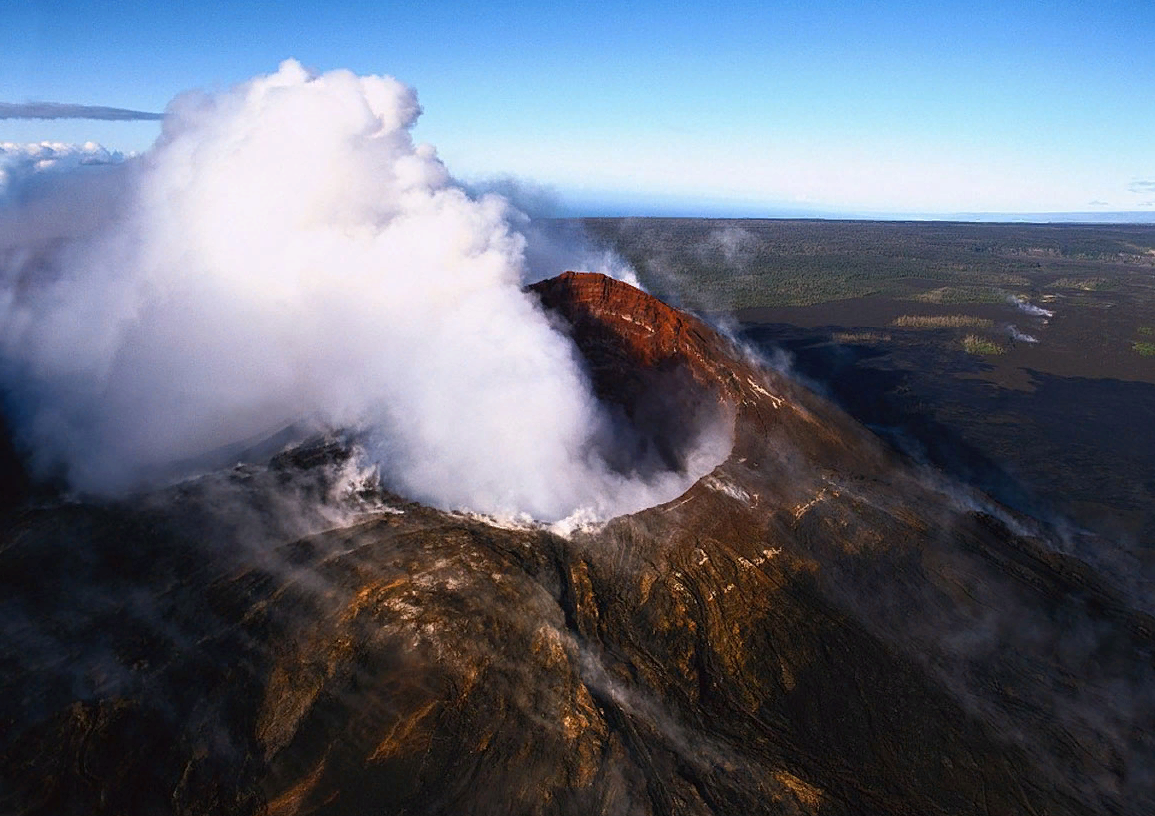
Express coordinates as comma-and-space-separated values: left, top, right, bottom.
1008, 295, 1053, 318
0, 60, 730, 523
1006, 324, 1038, 343
700, 225, 756, 270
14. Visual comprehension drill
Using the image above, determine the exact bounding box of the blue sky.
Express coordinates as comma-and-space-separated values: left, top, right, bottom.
3, 0, 1154, 217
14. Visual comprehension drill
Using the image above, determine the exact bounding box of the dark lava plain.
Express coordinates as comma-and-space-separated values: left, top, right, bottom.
585, 218, 1155, 556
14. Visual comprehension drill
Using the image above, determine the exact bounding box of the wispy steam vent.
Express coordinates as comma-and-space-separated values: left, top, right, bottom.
1008, 295, 1054, 318
1006, 324, 1039, 343
0, 61, 730, 522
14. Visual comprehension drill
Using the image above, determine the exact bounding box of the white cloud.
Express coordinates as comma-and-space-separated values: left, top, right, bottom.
0, 141, 125, 193
0, 102, 163, 121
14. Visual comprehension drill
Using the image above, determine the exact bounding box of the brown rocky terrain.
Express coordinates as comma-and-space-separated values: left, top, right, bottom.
1, 272, 1151, 814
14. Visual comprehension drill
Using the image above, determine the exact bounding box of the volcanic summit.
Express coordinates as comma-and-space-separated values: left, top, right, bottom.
0, 273, 1151, 815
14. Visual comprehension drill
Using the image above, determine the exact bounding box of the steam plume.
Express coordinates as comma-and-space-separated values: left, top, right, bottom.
0, 61, 729, 522
1006, 324, 1038, 343
1008, 295, 1053, 318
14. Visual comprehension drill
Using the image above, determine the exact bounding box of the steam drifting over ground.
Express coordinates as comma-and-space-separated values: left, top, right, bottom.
1009, 295, 1054, 318
0, 60, 730, 523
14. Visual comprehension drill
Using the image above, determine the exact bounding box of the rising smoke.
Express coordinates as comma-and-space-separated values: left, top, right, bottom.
0, 60, 730, 523
1005, 324, 1039, 343
1008, 294, 1054, 318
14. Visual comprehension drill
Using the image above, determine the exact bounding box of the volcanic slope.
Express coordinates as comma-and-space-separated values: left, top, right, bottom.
1, 272, 1152, 815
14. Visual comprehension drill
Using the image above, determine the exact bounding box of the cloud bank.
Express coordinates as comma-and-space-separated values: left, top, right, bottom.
0, 61, 728, 523
0, 140, 126, 188
0, 102, 164, 121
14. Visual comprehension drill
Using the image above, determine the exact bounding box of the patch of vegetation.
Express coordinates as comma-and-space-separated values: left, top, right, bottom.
579, 218, 1155, 311
715, 272, 885, 308
962, 334, 1005, 356
909, 286, 1007, 305
1057, 297, 1118, 309
1049, 277, 1112, 291
1133, 342, 1155, 357
893, 314, 993, 329
1138, 326, 1154, 336
833, 331, 891, 344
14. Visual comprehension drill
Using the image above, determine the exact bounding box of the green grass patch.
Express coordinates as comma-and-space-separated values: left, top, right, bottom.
1133, 341, 1155, 357
1138, 326, 1154, 336
833, 331, 891, 344
962, 334, 1005, 356
893, 314, 993, 329
910, 286, 1007, 305
1049, 277, 1112, 291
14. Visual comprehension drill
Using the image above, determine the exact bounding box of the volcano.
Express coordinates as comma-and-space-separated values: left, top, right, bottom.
1, 273, 1151, 815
